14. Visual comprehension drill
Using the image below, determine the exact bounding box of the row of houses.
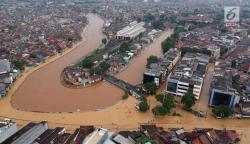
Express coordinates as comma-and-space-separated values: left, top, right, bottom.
0, 59, 20, 99
166, 53, 210, 99
0, 119, 240, 144
0, 1, 88, 67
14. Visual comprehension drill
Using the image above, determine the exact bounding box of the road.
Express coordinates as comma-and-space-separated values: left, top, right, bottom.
193, 63, 215, 112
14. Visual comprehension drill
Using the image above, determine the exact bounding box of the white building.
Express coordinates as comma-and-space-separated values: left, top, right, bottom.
207, 45, 220, 59
0, 59, 11, 75
143, 49, 181, 87
83, 128, 108, 144
166, 53, 210, 99
0, 119, 18, 143
116, 21, 146, 40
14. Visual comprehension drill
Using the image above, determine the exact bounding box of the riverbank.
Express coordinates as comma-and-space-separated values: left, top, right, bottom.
1, 14, 250, 143
10, 14, 124, 113
1, 96, 250, 143
9, 13, 175, 112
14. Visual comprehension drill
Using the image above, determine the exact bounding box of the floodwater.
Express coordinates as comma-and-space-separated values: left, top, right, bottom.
11, 14, 173, 112
117, 30, 173, 85
12, 14, 123, 112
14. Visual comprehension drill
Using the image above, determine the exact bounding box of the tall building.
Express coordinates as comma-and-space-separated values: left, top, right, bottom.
208, 61, 240, 108
166, 53, 210, 99
143, 49, 181, 87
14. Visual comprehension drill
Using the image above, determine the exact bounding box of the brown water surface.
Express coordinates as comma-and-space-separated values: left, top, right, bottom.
11, 14, 173, 112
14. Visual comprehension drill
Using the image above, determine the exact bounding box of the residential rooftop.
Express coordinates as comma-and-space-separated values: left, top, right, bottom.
170, 52, 209, 85
0, 59, 10, 75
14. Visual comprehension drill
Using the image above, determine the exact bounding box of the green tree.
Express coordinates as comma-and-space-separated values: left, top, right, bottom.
81, 57, 93, 68
145, 82, 157, 94
29, 53, 37, 59
162, 95, 176, 110
155, 94, 176, 112
181, 91, 196, 110
152, 20, 165, 30
119, 42, 130, 52
102, 38, 107, 45
155, 94, 165, 102
143, 14, 155, 22
121, 92, 129, 100
99, 61, 110, 71
146, 56, 158, 67
231, 60, 237, 68
12, 60, 25, 71
212, 105, 232, 118
161, 37, 176, 53
152, 105, 168, 116
90, 67, 101, 75
139, 101, 150, 112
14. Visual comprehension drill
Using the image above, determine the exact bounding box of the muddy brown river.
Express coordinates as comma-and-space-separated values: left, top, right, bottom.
11, 14, 173, 112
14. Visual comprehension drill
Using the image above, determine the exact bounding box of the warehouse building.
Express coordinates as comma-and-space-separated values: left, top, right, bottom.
116, 21, 146, 40
0, 119, 18, 143
2, 121, 48, 144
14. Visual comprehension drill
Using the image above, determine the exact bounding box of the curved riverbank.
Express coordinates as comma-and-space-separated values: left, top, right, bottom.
0, 17, 250, 142
11, 14, 124, 112
10, 12, 176, 113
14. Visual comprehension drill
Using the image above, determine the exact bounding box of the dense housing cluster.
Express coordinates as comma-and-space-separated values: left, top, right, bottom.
0, 59, 19, 98
0, 119, 241, 144
0, 0, 87, 66
62, 18, 162, 88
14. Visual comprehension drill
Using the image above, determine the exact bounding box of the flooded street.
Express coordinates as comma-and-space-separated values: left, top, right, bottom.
117, 30, 174, 85
11, 14, 173, 113
0, 14, 250, 143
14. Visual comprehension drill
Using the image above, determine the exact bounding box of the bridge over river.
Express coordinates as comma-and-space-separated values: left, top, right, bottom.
102, 74, 147, 99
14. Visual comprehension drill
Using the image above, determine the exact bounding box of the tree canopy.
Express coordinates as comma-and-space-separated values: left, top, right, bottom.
145, 82, 157, 94
181, 91, 196, 110
152, 105, 168, 116
12, 60, 25, 71
146, 56, 158, 67
139, 100, 150, 112
156, 94, 176, 111
119, 42, 130, 52
99, 61, 110, 71
152, 20, 165, 30
212, 105, 232, 118
29, 53, 37, 59
102, 38, 107, 45
81, 57, 93, 68
161, 37, 176, 53
161, 29, 181, 53
90, 67, 101, 75
121, 92, 129, 100
143, 14, 155, 22
155, 94, 176, 115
